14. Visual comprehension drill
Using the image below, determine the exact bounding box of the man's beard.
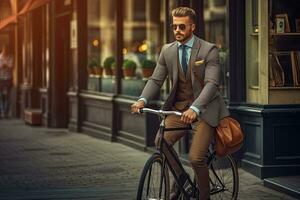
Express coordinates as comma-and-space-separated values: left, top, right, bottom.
174, 33, 190, 42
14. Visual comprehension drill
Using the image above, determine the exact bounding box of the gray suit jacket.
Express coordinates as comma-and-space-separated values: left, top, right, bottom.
140, 36, 229, 127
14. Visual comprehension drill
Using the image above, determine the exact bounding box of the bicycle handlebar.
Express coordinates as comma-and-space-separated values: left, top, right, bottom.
139, 108, 182, 116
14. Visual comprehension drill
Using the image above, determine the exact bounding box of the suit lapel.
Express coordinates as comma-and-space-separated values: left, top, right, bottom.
163, 42, 178, 110
169, 42, 178, 87
190, 37, 201, 87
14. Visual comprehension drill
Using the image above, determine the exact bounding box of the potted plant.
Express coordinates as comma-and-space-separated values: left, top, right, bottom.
88, 57, 103, 77
111, 61, 116, 77
93, 57, 103, 77
103, 56, 115, 77
87, 58, 97, 76
141, 59, 156, 79
122, 59, 137, 79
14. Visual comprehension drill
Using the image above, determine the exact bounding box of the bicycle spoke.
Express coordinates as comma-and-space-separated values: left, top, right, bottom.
137, 154, 170, 200
209, 155, 238, 200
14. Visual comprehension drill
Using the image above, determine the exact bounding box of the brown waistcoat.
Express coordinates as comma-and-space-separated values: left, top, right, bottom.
174, 58, 195, 111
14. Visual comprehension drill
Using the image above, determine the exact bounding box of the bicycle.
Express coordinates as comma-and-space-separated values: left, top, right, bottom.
136, 108, 239, 200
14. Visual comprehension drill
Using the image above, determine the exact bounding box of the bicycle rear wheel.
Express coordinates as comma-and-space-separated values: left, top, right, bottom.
209, 154, 239, 200
136, 153, 170, 200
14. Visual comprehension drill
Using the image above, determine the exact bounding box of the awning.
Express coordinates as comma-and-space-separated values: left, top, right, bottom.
0, 15, 17, 30
18, 0, 34, 15
0, 0, 53, 31
19, 0, 52, 15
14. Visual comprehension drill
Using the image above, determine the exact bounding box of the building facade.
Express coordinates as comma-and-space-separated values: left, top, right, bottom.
0, 0, 299, 187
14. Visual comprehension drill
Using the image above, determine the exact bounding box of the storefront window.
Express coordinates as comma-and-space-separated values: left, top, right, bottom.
246, 0, 259, 90
86, 0, 116, 92
121, 0, 166, 97
203, 0, 230, 98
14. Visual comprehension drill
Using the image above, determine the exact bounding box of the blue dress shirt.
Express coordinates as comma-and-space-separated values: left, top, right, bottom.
177, 35, 194, 71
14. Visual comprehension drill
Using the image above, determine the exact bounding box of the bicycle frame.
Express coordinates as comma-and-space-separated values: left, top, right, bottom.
139, 108, 233, 199
156, 113, 198, 199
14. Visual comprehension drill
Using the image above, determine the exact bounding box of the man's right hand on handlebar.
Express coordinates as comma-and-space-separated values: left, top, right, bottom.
131, 100, 145, 114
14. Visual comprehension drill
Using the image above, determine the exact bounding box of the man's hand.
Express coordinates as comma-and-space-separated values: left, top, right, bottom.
131, 100, 145, 114
181, 108, 197, 124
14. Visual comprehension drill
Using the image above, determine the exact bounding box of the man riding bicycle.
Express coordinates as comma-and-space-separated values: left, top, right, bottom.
131, 7, 229, 200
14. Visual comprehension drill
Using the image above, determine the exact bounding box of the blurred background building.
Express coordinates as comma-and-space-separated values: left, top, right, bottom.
0, 0, 299, 196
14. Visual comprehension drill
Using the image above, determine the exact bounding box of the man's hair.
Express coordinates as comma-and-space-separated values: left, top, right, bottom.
172, 7, 196, 23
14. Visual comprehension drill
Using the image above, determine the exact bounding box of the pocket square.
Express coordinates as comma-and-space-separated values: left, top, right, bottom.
195, 59, 205, 66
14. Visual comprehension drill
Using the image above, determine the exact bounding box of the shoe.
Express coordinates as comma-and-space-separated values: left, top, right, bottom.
170, 182, 180, 200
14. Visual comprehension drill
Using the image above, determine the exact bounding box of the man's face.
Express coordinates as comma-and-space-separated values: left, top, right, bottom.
172, 16, 195, 43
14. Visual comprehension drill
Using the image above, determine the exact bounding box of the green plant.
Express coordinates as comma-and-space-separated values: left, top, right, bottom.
103, 56, 115, 69
88, 57, 100, 68
111, 62, 116, 69
141, 59, 156, 69
122, 59, 137, 69
219, 48, 228, 66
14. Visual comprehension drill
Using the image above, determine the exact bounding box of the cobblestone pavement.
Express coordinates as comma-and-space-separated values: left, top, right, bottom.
0, 119, 298, 200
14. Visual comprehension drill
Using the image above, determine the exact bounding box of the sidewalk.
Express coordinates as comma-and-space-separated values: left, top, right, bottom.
0, 119, 298, 200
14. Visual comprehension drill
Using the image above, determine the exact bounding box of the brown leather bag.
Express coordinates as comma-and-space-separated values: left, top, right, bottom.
215, 117, 244, 157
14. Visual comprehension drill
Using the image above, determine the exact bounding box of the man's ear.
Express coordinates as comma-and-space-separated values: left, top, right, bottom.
192, 24, 196, 31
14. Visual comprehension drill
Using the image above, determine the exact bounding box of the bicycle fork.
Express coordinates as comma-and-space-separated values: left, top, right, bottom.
158, 156, 167, 199
161, 141, 197, 199
157, 117, 197, 199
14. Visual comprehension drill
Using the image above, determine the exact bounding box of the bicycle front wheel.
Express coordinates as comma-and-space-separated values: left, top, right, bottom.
136, 153, 170, 200
209, 154, 239, 200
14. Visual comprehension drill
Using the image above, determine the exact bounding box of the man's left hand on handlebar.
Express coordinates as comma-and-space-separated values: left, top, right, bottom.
181, 108, 197, 124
